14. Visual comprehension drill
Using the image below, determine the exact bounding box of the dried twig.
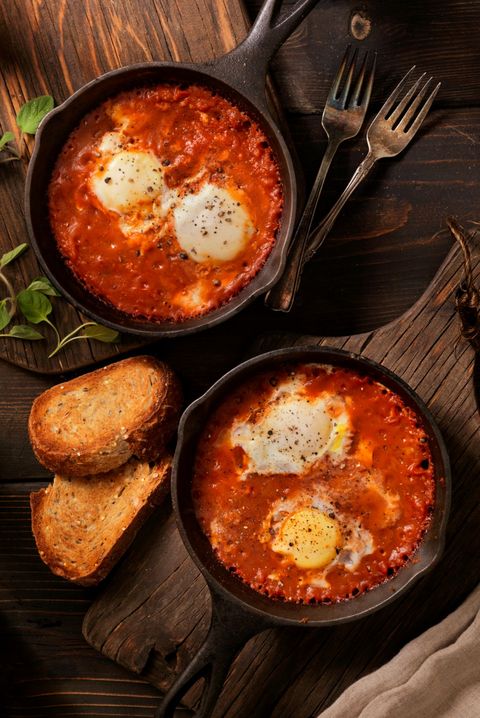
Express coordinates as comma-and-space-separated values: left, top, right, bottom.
447, 216, 480, 353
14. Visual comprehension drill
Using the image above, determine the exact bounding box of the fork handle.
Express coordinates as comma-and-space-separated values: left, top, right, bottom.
265, 138, 340, 312
304, 151, 377, 263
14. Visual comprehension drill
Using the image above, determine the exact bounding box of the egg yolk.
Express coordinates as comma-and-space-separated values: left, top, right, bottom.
271, 508, 341, 569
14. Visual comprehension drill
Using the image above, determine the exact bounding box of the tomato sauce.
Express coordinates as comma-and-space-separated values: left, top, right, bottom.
193, 363, 436, 604
49, 85, 283, 322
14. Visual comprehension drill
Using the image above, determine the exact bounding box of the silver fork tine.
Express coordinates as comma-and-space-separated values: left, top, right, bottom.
304, 71, 441, 267
328, 46, 351, 102
379, 65, 416, 118
397, 77, 434, 131
404, 82, 441, 137
266, 45, 375, 312
338, 48, 358, 107
388, 71, 426, 124
350, 51, 369, 106
353, 51, 376, 108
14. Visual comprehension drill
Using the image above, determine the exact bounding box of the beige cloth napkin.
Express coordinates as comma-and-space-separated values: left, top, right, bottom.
318, 585, 480, 718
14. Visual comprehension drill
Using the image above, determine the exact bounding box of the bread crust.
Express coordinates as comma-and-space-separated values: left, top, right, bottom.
28, 356, 182, 477
30, 457, 171, 586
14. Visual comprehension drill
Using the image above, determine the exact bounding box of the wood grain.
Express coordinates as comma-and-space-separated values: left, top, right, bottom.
83, 238, 480, 717
251, 0, 480, 112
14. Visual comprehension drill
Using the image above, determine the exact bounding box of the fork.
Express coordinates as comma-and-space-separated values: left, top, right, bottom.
303, 67, 441, 265
265, 46, 376, 312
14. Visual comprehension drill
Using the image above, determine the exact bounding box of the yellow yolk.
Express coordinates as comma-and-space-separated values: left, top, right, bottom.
271, 508, 342, 569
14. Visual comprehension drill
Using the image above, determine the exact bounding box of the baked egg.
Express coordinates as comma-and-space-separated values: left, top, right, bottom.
263, 491, 374, 581
193, 362, 436, 603
231, 376, 352, 476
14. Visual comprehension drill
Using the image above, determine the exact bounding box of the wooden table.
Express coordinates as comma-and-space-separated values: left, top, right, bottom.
1, 1, 479, 716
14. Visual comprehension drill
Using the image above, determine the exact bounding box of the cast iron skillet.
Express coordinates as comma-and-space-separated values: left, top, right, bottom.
25, 0, 320, 338
156, 346, 451, 718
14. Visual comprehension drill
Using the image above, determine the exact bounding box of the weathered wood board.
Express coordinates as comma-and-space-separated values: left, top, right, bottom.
83, 238, 480, 717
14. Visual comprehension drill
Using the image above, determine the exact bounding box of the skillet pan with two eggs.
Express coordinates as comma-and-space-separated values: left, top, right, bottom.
157, 346, 450, 718
25, 0, 321, 337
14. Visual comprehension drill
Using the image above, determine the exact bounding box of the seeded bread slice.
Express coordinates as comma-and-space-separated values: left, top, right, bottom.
30, 456, 171, 585
28, 356, 182, 477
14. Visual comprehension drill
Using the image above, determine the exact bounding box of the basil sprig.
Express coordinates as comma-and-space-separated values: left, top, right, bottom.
0, 244, 120, 355
0, 131, 14, 151
48, 322, 119, 358
26, 277, 61, 296
16, 96, 54, 134
0, 95, 54, 164
0, 243, 28, 269
17, 288, 54, 325
0, 325, 43, 340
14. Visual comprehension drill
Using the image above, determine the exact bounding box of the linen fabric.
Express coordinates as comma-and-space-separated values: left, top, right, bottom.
318, 584, 480, 718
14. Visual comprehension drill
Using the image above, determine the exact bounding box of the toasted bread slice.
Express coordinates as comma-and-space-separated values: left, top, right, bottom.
28, 356, 181, 477
30, 456, 171, 585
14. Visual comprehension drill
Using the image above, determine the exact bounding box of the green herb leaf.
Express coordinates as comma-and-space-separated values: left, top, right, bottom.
82, 323, 120, 343
0, 299, 11, 331
17, 289, 52, 324
0, 243, 28, 269
26, 276, 60, 296
16, 95, 54, 134
0, 131, 14, 150
6, 324, 43, 340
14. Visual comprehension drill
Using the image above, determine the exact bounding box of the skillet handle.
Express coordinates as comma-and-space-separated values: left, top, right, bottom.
210, 0, 320, 110
153, 591, 265, 718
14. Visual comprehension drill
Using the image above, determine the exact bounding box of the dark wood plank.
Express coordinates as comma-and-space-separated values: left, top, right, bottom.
83, 239, 480, 716
0, 483, 167, 718
250, 0, 480, 112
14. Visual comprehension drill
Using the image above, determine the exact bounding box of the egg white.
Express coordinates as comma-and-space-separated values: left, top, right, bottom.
231, 377, 352, 476
173, 281, 212, 314
92, 146, 164, 214
173, 183, 254, 262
